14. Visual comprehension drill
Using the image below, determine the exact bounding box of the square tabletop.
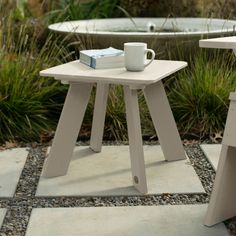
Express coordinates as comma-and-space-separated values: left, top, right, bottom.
199, 36, 236, 49
40, 60, 187, 86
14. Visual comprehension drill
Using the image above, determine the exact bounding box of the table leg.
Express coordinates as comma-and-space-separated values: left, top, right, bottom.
123, 86, 148, 194
143, 81, 186, 161
204, 145, 236, 226
90, 83, 109, 152
43, 82, 93, 177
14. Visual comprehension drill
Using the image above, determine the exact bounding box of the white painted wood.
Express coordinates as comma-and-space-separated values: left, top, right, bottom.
40, 60, 187, 86
199, 36, 236, 49
144, 81, 186, 161
43, 83, 93, 177
233, 49, 236, 56
123, 86, 147, 194
222, 95, 236, 147
229, 91, 236, 101
40, 59, 188, 193
90, 83, 109, 152
199, 37, 236, 226
204, 145, 236, 226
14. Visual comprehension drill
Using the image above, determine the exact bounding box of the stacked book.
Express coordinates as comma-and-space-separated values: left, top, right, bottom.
79, 47, 124, 69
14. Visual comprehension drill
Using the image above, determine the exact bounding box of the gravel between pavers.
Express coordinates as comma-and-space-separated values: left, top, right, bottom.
0, 143, 235, 236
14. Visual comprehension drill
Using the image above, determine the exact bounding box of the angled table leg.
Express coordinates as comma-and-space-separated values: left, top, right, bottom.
43, 82, 93, 177
123, 86, 147, 194
204, 90, 236, 226
144, 81, 186, 161
204, 145, 236, 226
90, 83, 109, 152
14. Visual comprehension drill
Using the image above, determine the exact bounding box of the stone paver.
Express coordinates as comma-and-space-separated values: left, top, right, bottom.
0, 209, 6, 228
37, 146, 204, 196
200, 144, 221, 170
0, 148, 28, 197
26, 205, 229, 236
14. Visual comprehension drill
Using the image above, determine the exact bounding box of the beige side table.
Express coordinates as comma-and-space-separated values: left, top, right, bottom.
40, 60, 187, 194
200, 37, 236, 226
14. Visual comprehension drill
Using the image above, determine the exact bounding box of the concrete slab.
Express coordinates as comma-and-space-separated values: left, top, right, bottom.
0, 148, 28, 197
0, 209, 6, 228
37, 146, 204, 196
200, 144, 222, 170
26, 205, 229, 236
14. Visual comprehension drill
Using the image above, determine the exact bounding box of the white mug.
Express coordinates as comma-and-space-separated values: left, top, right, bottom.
124, 42, 155, 71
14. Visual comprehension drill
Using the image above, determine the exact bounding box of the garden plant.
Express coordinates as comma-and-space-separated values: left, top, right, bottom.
0, 0, 236, 144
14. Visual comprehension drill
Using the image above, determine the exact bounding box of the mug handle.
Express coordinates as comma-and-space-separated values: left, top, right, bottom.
144, 49, 155, 68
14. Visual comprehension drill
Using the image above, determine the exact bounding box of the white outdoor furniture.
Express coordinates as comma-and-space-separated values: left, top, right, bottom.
200, 36, 236, 226
40, 60, 187, 194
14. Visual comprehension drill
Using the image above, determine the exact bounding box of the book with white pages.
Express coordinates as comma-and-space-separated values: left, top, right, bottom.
79, 47, 124, 69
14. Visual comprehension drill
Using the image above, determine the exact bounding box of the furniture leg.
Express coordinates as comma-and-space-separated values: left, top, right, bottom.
90, 83, 109, 152
123, 86, 147, 194
144, 81, 186, 161
221, 91, 236, 147
43, 82, 93, 177
204, 145, 236, 226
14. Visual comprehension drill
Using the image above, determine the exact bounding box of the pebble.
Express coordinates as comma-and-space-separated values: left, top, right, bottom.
0, 144, 235, 235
